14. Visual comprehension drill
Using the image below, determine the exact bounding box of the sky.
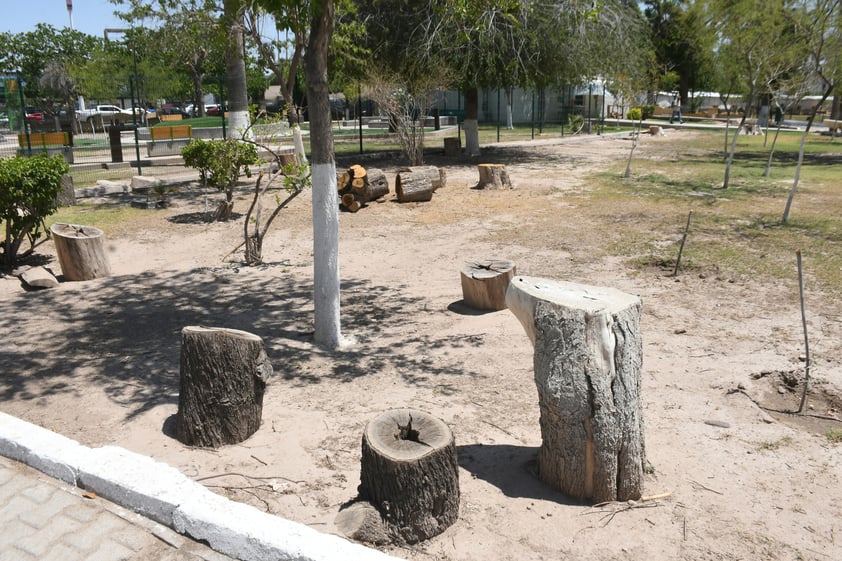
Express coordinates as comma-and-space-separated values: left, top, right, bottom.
2, 0, 126, 38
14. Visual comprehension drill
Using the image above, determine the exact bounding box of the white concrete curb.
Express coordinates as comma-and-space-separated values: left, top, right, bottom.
0, 412, 400, 561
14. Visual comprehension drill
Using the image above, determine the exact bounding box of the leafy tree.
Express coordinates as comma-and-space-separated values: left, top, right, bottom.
0, 155, 70, 268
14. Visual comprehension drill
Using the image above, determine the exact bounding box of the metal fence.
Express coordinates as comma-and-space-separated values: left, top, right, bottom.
1, 72, 623, 188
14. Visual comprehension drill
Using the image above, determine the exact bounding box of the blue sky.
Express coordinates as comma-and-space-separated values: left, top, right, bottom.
2, 0, 125, 38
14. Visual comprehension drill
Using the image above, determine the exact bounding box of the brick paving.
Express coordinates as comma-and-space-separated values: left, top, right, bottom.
0, 457, 235, 561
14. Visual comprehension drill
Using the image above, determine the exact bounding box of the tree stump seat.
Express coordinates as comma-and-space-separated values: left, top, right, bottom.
460, 259, 516, 311
476, 163, 512, 189
506, 276, 646, 503
50, 223, 111, 281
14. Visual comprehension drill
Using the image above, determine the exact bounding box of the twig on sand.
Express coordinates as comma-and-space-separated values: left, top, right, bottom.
688, 480, 723, 495
586, 492, 672, 526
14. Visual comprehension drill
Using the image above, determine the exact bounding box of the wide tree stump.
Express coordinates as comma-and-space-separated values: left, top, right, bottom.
50, 223, 111, 281
395, 167, 443, 202
460, 259, 516, 311
358, 409, 459, 544
506, 276, 645, 503
175, 326, 273, 448
476, 163, 512, 189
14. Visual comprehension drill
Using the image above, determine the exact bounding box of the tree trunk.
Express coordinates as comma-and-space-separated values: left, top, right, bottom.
460, 259, 516, 311
50, 223, 111, 281
401, 166, 446, 191
506, 276, 645, 503
306, 0, 341, 349
358, 409, 459, 544
175, 326, 273, 448
476, 164, 512, 189
464, 87, 480, 156
223, 0, 251, 138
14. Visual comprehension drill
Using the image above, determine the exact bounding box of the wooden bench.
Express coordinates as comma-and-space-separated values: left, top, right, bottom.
159, 114, 183, 122
17, 132, 74, 162
18, 131, 70, 148
147, 125, 194, 157
150, 124, 193, 141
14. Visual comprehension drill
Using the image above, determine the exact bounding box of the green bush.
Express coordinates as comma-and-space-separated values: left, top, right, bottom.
627, 107, 643, 121
641, 104, 656, 119
181, 139, 260, 221
0, 154, 69, 268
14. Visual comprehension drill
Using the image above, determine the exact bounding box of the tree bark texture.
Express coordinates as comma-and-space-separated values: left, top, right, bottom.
395, 167, 442, 202
401, 166, 446, 191
175, 326, 273, 448
460, 259, 516, 311
358, 409, 459, 544
50, 223, 111, 281
506, 276, 645, 503
476, 164, 512, 189
223, 0, 251, 138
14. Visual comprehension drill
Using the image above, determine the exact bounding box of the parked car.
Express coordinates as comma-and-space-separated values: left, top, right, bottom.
206, 103, 227, 116
25, 108, 46, 123
159, 105, 190, 119
76, 104, 140, 122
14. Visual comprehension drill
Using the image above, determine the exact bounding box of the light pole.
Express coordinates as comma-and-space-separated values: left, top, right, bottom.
104, 28, 142, 175
67, 0, 74, 30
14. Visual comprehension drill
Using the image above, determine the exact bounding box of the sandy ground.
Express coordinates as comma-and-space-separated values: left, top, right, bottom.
1, 131, 841, 561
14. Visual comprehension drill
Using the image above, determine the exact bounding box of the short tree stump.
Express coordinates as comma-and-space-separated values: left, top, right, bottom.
357, 409, 459, 544
460, 259, 516, 311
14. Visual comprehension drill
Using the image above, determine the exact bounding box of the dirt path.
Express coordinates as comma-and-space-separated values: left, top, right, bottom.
1, 131, 839, 561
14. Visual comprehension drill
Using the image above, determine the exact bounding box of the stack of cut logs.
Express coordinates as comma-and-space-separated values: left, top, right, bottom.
337, 164, 390, 212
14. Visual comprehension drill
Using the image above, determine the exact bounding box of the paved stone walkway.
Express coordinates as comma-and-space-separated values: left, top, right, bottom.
0, 457, 235, 561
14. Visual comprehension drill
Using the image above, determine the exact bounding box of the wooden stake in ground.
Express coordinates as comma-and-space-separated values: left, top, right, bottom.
357, 408, 459, 544
460, 259, 516, 311
50, 223, 111, 281
506, 276, 646, 503
673, 210, 693, 277
796, 250, 812, 413
175, 326, 273, 448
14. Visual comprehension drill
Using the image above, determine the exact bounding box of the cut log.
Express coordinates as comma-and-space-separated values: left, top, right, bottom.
350, 164, 367, 179
460, 259, 516, 311
351, 177, 366, 191
358, 408, 459, 544
396, 169, 436, 202
341, 192, 357, 208
401, 166, 446, 190
346, 200, 361, 213
360, 168, 389, 202
476, 163, 512, 189
50, 223, 111, 281
506, 276, 645, 504
338, 171, 350, 191
175, 326, 273, 448
20, 266, 59, 289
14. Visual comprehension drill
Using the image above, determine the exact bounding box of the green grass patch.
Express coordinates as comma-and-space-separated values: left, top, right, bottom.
826, 429, 842, 444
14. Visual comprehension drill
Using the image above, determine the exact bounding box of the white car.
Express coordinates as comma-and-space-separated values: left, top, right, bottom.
76, 105, 142, 122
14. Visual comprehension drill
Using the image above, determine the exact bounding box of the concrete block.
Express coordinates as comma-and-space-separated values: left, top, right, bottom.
131, 175, 161, 193
173, 490, 401, 561
0, 412, 84, 484
77, 446, 207, 527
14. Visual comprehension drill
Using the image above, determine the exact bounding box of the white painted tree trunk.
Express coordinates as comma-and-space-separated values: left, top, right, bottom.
292, 124, 308, 164
229, 109, 253, 140
312, 162, 340, 348
463, 119, 480, 156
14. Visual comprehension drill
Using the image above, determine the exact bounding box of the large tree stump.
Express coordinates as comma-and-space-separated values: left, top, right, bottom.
476, 163, 512, 189
506, 276, 645, 503
50, 223, 111, 281
395, 167, 443, 202
175, 326, 273, 448
357, 409, 459, 544
460, 259, 516, 311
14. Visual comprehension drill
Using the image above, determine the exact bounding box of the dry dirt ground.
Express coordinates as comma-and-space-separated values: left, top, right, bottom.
1, 131, 841, 561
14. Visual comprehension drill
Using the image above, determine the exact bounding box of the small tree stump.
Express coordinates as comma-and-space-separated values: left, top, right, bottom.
648, 125, 664, 136
50, 223, 111, 281
460, 259, 516, 311
175, 326, 273, 448
358, 409, 459, 544
443, 137, 461, 157
476, 163, 512, 189
506, 276, 645, 503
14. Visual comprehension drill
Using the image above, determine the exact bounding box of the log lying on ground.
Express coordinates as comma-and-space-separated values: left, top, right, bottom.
476, 163, 512, 189
175, 326, 273, 448
395, 166, 444, 202
460, 259, 516, 311
506, 276, 645, 503
50, 223, 111, 281
356, 408, 459, 544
